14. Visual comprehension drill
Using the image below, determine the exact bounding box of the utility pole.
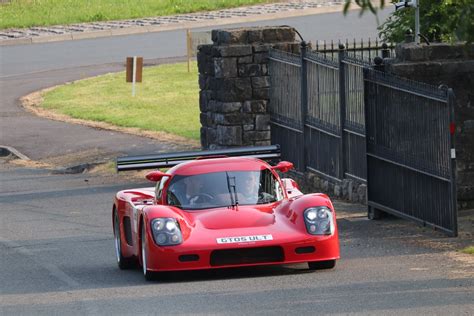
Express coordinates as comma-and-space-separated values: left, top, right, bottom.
394, 0, 420, 44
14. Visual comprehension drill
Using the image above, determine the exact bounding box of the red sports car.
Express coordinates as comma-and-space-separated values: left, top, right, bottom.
113, 152, 340, 280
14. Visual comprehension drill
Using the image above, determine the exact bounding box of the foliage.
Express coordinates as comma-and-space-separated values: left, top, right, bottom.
0, 0, 276, 29
42, 62, 201, 140
343, 0, 474, 43
460, 246, 474, 255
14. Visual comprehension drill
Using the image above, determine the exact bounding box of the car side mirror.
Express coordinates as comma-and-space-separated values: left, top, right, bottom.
145, 170, 169, 182
272, 161, 294, 173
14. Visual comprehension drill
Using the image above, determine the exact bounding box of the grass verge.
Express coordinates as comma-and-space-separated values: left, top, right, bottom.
460, 246, 474, 255
42, 62, 200, 140
1, 0, 276, 29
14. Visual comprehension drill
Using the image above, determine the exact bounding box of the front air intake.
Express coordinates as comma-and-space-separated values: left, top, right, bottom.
210, 246, 284, 266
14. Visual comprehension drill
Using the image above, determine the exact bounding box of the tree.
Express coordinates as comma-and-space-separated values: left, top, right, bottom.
343, 0, 474, 43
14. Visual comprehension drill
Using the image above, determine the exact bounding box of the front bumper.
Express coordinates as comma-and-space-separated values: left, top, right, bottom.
145, 234, 340, 271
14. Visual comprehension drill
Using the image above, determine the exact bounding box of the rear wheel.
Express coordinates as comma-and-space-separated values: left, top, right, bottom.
114, 210, 134, 269
308, 260, 336, 270
141, 223, 157, 281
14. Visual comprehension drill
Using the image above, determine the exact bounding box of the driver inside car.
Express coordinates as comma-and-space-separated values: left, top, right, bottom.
238, 172, 260, 204
183, 176, 204, 205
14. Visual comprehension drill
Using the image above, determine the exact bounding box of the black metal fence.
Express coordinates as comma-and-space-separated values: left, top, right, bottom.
314, 39, 395, 62
268, 42, 458, 236
364, 69, 457, 236
269, 43, 377, 183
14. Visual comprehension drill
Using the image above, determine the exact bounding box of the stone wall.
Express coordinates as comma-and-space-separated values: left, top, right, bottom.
387, 43, 474, 209
288, 172, 367, 204
198, 26, 300, 149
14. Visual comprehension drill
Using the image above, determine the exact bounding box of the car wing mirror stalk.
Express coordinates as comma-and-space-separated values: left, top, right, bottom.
145, 170, 171, 182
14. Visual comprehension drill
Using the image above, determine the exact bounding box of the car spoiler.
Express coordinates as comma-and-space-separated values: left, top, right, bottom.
116, 145, 281, 171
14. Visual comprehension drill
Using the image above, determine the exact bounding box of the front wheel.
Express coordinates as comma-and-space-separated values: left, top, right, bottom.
308, 260, 336, 270
141, 223, 157, 281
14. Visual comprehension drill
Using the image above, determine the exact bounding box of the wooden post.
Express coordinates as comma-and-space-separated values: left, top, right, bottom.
186, 29, 192, 73
126, 56, 143, 97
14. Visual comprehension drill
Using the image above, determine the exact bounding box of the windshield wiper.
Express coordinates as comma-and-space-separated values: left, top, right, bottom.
225, 172, 239, 209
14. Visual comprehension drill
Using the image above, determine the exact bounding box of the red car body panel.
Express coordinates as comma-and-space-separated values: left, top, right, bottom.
113, 157, 340, 272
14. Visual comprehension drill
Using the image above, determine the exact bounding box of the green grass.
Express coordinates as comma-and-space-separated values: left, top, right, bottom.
0, 0, 276, 29
460, 246, 474, 255
42, 62, 200, 140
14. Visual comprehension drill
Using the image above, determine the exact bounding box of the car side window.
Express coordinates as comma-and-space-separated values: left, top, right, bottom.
258, 169, 284, 203
275, 180, 284, 201
155, 176, 169, 203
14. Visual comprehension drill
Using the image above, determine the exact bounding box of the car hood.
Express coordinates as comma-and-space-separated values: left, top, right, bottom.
191, 205, 276, 230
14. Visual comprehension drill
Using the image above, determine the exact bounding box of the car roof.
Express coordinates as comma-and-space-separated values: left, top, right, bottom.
168, 157, 271, 176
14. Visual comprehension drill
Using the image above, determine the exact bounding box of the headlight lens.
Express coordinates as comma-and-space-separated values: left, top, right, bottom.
150, 218, 183, 246
305, 209, 317, 221
304, 207, 334, 235
165, 220, 177, 232
153, 219, 165, 231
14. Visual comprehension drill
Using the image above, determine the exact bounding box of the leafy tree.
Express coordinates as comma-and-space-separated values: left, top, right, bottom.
343, 0, 474, 43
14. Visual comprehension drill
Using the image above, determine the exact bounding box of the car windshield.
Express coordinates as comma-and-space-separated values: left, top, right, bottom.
166, 169, 284, 210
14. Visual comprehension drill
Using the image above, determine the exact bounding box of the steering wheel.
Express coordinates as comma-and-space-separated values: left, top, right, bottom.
257, 192, 275, 204
190, 193, 214, 203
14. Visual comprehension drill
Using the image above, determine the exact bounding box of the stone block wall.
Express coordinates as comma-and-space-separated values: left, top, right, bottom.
388, 43, 474, 209
198, 26, 300, 149
288, 172, 367, 205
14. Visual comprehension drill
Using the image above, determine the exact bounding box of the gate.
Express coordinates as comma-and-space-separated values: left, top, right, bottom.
268, 49, 304, 171
364, 69, 458, 236
305, 50, 341, 181
341, 54, 369, 182
268, 43, 458, 236
270, 45, 371, 182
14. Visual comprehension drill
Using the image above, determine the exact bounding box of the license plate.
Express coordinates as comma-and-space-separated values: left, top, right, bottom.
216, 234, 273, 244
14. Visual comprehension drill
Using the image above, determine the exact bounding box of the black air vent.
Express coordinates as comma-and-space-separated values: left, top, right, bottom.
123, 216, 133, 246
179, 254, 200, 262
210, 246, 284, 266
295, 246, 315, 254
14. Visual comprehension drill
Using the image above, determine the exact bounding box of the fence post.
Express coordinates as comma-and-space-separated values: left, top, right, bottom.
404, 29, 414, 43
381, 43, 390, 59
301, 41, 308, 171
448, 88, 458, 236
373, 56, 384, 72
363, 67, 381, 220
338, 44, 346, 180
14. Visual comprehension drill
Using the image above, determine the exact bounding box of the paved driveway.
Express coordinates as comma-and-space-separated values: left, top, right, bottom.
0, 163, 472, 315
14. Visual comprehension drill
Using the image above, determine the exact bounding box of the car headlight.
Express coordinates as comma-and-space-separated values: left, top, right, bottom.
304, 207, 334, 235
150, 218, 183, 246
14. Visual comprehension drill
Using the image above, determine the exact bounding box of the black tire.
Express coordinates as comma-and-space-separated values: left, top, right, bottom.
141, 223, 157, 281
308, 260, 336, 270
114, 210, 134, 269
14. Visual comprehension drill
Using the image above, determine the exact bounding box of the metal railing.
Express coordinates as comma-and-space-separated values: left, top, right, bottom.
364, 69, 457, 236
269, 42, 380, 182
268, 42, 458, 236
313, 38, 395, 62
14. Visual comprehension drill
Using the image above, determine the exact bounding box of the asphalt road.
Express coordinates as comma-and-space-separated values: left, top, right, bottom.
1, 163, 472, 315
0, 9, 391, 77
